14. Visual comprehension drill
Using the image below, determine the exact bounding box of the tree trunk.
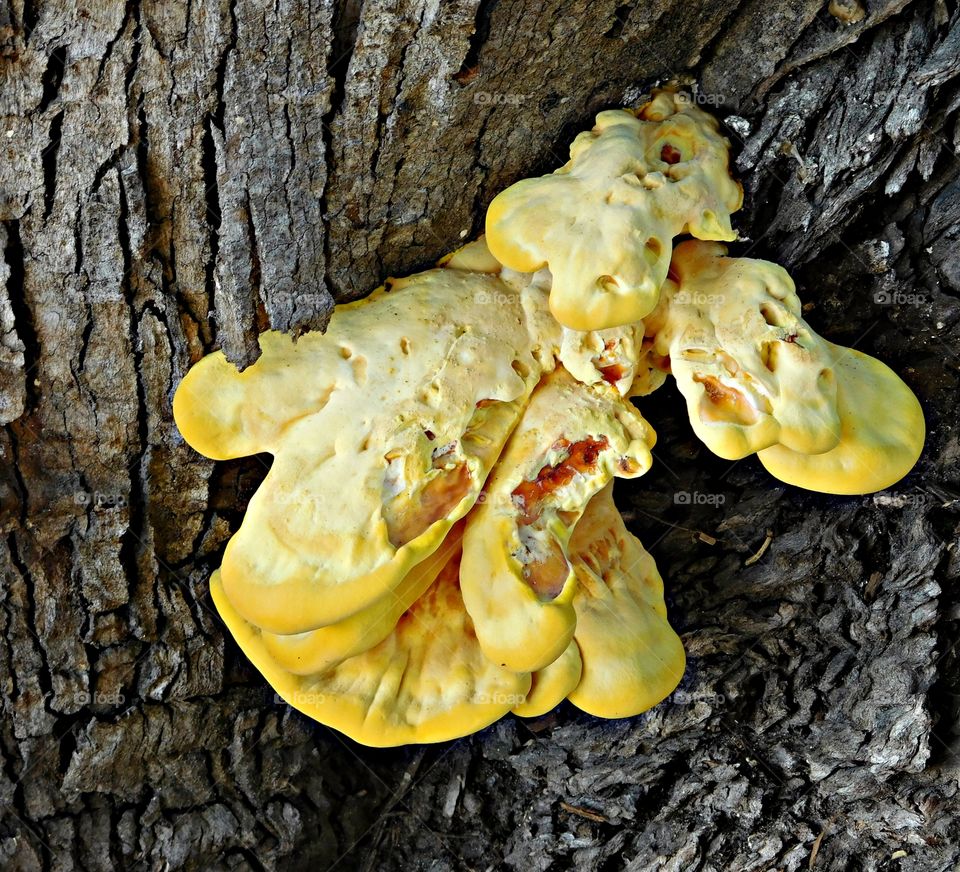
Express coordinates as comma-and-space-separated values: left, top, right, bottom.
1, 0, 959, 868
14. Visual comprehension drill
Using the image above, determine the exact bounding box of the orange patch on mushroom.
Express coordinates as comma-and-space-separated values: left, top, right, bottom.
523, 538, 570, 600
660, 143, 682, 164
385, 462, 472, 548
599, 362, 628, 384
693, 373, 758, 425
512, 437, 609, 525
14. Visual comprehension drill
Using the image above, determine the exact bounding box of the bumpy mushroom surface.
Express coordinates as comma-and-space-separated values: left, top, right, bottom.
566, 483, 685, 718
460, 367, 656, 674
209, 530, 531, 747
173, 90, 928, 748
648, 241, 924, 490
758, 344, 925, 494
647, 240, 842, 460
485, 90, 743, 332
174, 267, 559, 634
558, 322, 644, 396
557, 322, 669, 400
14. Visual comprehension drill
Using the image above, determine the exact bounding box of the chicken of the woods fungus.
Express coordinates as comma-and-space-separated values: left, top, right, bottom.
174, 89, 925, 747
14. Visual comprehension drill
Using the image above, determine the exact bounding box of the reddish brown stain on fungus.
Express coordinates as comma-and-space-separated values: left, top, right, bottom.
661, 143, 682, 164
524, 539, 570, 601
512, 437, 610, 525
510, 436, 627, 600
693, 373, 759, 425
387, 463, 472, 548
599, 363, 628, 384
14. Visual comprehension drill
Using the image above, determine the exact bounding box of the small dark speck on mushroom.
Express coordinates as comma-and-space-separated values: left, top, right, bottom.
661, 144, 681, 164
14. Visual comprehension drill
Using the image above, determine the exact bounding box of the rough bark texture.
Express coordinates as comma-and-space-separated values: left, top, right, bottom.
1, 0, 959, 869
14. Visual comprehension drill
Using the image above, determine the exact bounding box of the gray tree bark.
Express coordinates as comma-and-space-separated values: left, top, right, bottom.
1, 0, 959, 869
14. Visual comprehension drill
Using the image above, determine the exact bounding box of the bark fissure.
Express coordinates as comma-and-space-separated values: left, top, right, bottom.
604, 2, 635, 40
40, 109, 63, 220
456, 0, 498, 79
93, 2, 135, 89
1, 220, 34, 416
36, 44, 65, 115
200, 118, 222, 346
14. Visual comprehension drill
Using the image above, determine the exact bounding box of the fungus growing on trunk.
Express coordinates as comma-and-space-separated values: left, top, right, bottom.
459, 367, 655, 674
647, 240, 924, 493
208, 531, 532, 747
174, 267, 557, 635
485, 90, 743, 331
757, 345, 925, 495
567, 483, 686, 718
646, 240, 842, 459
174, 90, 924, 747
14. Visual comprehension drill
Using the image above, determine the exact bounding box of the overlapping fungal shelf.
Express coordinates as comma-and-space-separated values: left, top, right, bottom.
173, 90, 925, 747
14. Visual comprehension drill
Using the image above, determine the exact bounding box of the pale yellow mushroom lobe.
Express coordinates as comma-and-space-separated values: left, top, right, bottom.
566, 483, 685, 719
649, 240, 924, 490
513, 641, 583, 718
758, 344, 925, 495
174, 266, 558, 636
648, 240, 842, 459
208, 532, 532, 748
260, 524, 466, 677
459, 367, 655, 675
485, 90, 742, 332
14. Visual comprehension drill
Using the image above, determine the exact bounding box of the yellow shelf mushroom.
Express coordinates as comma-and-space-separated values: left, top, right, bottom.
209, 532, 532, 747
645, 240, 925, 495
174, 90, 925, 747
757, 344, 925, 495
175, 267, 559, 635
459, 367, 656, 674
646, 240, 842, 460
513, 641, 584, 719
259, 524, 466, 676
567, 483, 685, 719
485, 90, 743, 332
